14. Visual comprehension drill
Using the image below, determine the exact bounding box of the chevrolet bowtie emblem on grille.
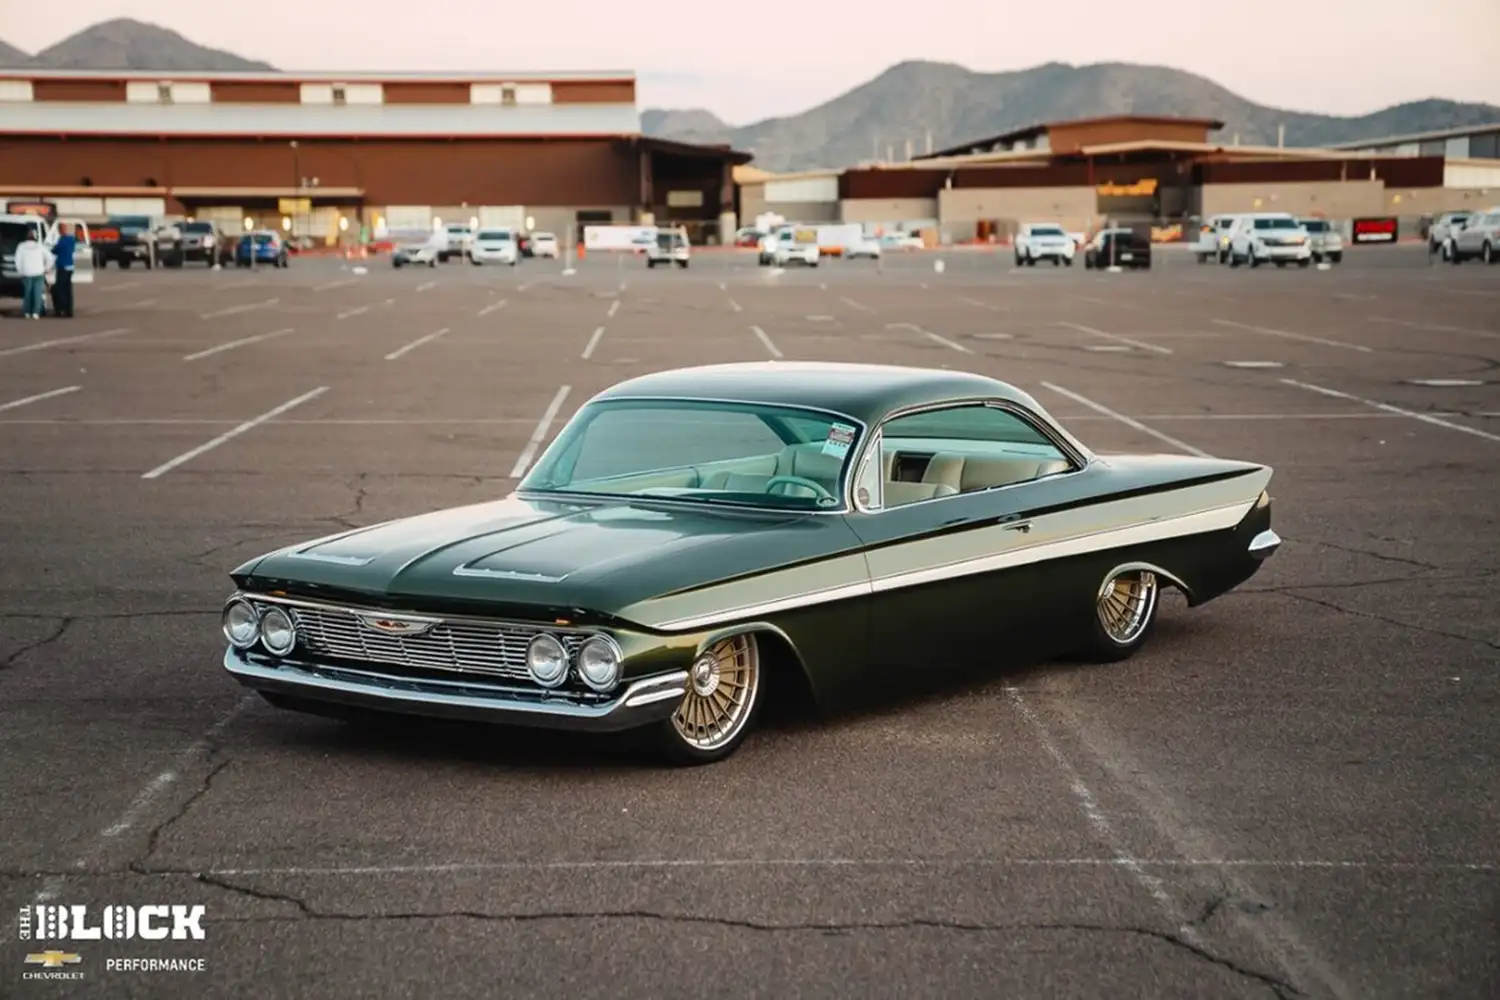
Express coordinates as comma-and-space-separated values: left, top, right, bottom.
25, 952, 82, 968
358, 616, 435, 636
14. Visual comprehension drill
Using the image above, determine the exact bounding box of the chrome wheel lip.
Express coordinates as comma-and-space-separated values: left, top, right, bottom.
671, 633, 759, 752
1097, 570, 1159, 646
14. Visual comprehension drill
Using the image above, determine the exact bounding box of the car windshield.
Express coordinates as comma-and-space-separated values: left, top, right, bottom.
520, 399, 861, 510
1301, 220, 1329, 232
252, 233, 277, 244
0, 220, 37, 248
1253, 218, 1298, 230
111, 216, 152, 228
1030, 226, 1065, 237
477, 230, 511, 241
184, 222, 214, 232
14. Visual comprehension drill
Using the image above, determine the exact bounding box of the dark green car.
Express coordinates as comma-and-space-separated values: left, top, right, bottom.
221, 362, 1280, 764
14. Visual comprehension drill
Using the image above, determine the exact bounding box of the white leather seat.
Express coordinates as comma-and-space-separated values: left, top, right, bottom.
699, 444, 843, 496
922, 453, 1071, 492
882, 481, 957, 507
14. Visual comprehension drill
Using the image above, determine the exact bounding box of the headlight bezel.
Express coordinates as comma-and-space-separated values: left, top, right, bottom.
258, 606, 297, 656
525, 633, 570, 689
576, 634, 624, 692
222, 597, 261, 649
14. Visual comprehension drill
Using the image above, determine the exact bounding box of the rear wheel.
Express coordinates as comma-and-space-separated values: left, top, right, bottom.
1484, 242, 1495, 265
653, 633, 764, 765
1084, 568, 1160, 662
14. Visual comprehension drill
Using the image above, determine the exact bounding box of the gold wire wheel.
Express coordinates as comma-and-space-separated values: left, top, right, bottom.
671, 633, 760, 752
1097, 570, 1159, 645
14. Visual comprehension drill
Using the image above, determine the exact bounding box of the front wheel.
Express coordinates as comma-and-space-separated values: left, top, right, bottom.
1329, 253, 1343, 264
652, 633, 763, 765
1484, 242, 1495, 265
1083, 568, 1160, 662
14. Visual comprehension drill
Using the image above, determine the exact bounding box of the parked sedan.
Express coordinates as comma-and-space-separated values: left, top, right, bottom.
219, 361, 1279, 765
1446, 207, 1500, 264
1083, 228, 1153, 269
392, 242, 438, 268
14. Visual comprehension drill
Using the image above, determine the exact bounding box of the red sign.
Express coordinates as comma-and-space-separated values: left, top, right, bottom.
6, 200, 56, 221
1351, 217, 1398, 243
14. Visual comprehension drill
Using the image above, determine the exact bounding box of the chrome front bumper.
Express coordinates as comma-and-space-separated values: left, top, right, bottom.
1256, 244, 1311, 259
1249, 529, 1281, 561
224, 648, 688, 732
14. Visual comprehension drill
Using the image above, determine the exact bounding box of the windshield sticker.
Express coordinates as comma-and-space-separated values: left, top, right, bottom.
821, 423, 856, 458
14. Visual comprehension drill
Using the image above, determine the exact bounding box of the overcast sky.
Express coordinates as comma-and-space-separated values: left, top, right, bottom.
3, 0, 1498, 125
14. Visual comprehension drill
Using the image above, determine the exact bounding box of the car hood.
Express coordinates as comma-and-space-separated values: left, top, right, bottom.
234, 494, 863, 623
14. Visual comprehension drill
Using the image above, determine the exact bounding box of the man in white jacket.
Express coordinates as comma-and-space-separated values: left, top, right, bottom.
15, 233, 53, 319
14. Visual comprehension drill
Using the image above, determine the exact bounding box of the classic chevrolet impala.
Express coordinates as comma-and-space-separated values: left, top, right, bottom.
221, 362, 1280, 764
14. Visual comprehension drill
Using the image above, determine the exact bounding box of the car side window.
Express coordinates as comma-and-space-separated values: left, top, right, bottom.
876, 405, 1074, 507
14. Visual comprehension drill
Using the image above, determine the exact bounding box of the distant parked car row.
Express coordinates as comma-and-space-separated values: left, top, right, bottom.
1192, 213, 1338, 268
1429, 209, 1500, 264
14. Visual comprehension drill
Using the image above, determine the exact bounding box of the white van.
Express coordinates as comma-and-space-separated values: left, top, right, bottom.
1194, 214, 1241, 263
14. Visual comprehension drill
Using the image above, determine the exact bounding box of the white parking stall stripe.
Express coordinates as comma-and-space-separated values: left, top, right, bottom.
959, 295, 1008, 312
92, 280, 142, 293
141, 387, 329, 479
313, 278, 355, 292
183, 327, 294, 361
509, 385, 572, 479
729, 299, 742, 313
385, 328, 451, 361
1212, 318, 1372, 353
607, 299, 620, 318
0, 327, 133, 358
416, 280, 437, 292
1056, 321, 1171, 355
1280, 378, 1500, 444
751, 325, 783, 358
199, 297, 278, 319
0, 386, 80, 412
581, 326, 605, 360
1042, 383, 1213, 458
1367, 316, 1500, 341
477, 299, 509, 317
336, 304, 369, 320
840, 297, 873, 313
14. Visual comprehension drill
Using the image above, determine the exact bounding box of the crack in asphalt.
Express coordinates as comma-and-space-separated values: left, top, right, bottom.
129, 759, 233, 870
0, 616, 72, 671
189, 874, 1302, 999
1308, 539, 1445, 571
1274, 591, 1500, 651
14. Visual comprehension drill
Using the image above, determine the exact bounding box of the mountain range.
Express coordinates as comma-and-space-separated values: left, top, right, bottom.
5, 19, 1497, 172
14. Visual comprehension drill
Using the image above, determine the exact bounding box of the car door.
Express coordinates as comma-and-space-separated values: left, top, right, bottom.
841, 402, 1088, 679
57, 219, 95, 284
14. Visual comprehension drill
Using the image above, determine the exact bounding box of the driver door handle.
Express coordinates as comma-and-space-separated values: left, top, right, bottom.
1001, 520, 1032, 533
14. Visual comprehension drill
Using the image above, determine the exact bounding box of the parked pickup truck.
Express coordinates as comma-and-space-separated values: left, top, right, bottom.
92, 215, 185, 269
0, 213, 96, 299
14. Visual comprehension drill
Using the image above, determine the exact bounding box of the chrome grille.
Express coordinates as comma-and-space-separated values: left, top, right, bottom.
256, 600, 586, 683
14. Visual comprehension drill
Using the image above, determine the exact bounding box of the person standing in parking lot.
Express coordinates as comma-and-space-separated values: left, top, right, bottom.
50, 223, 77, 317
15, 231, 52, 319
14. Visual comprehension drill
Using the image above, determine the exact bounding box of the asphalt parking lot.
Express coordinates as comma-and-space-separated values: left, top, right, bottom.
2, 244, 1497, 999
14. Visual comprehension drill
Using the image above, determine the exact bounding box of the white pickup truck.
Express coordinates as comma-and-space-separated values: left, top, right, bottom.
0, 213, 95, 300
760, 226, 820, 267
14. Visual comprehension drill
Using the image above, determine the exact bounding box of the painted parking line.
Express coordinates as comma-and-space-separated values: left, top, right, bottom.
607, 299, 620, 318
1280, 378, 1500, 444
199, 297, 278, 319
385, 327, 451, 361
91, 280, 143, 293
416, 280, 438, 293
581, 326, 605, 360
1367, 316, 1500, 341
118, 299, 158, 310
509, 385, 572, 479
0, 327, 133, 358
887, 322, 971, 354
958, 295, 1008, 312
1056, 321, 1171, 355
477, 299, 509, 317
1041, 383, 1213, 458
141, 387, 329, 479
729, 299, 742, 312
183, 327, 295, 361
840, 297, 873, 313
336, 304, 369, 320
312, 278, 356, 292
751, 325, 783, 358
1212, 318, 1372, 353
0, 385, 81, 413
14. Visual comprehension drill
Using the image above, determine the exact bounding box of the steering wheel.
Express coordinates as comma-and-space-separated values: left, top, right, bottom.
763, 475, 835, 500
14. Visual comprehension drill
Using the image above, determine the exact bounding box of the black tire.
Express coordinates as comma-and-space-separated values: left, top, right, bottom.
120, 259, 132, 270
393, 259, 404, 268
678, 261, 689, 269
428, 259, 437, 268
1297, 259, 1310, 268
647, 260, 656, 268
1082, 568, 1161, 663
1329, 253, 1342, 264
1064, 256, 1073, 267
1484, 242, 1495, 265
649, 632, 765, 766
1052, 257, 1060, 267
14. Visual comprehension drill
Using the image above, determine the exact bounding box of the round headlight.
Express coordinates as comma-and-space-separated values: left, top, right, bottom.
526, 634, 569, 688
222, 598, 260, 649
259, 607, 297, 656
577, 635, 622, 692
